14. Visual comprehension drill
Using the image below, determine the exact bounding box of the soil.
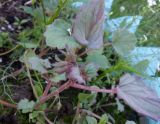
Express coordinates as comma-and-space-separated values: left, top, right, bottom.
0, 1, 33, 123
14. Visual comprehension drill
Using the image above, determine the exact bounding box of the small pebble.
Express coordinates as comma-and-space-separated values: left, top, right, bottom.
8, 24, 14, 31
1, 26, 6, 31
0, 58, 2, 63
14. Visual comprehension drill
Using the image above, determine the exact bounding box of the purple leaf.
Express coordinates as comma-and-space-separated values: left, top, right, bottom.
68, 66, 85, 84
72, 0, 105, 49
117, 73, 160, 120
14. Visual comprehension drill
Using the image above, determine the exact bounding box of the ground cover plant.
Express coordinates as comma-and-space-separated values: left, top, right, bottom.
0, 0, 160, 124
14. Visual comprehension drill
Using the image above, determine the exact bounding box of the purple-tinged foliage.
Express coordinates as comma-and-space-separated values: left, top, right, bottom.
117, 73, 160, 120
53, 47, 85, 84
68, 66, 85, 84
72, 0, 105, 49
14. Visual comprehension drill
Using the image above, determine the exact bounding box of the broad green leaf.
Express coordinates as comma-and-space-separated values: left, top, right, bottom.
86, 50, 110, 69
44, 19, 80, 49
78, 92, 97, 106
98, 114, 108, 124
21, 50, 51, 73
72, 0, 105, 49
18, 99, 35, 113
86, 116, 97, 124
112, 29, 137, 56
85, 63, 97, 79
43, 0, 58, 11
19, 41, 39, 48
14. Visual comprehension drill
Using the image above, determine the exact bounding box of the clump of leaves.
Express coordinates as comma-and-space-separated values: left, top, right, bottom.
1, 0, 160, 124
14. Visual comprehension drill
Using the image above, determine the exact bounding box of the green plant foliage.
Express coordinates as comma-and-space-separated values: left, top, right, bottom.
22, 6, 44, 24
0, 32, 10, 47
29, 111, 45, 123
18, 27, 42, 48
110, 0, 146, 18
78, 92, 97, 107
98, 114, 108, 124
18, 99, 35, 113
21, 50, 51, 73
1, 0, 160, 123
51, 73, 66, 83
112, 29, 137, 56
86, 116, 97, 124
85, 63, 98, 79
34, 83, 43, 97
44, 19, 80, 49
116, 98, 124, 112
86, 49, 110, 69
134, 59, 149, 74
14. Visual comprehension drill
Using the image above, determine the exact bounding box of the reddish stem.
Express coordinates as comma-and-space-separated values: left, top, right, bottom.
0, 100, 17, 109
71, 83, 117, 94
35, 80, 117, 109
42, 79, 52, 97
35, 81, 72, 109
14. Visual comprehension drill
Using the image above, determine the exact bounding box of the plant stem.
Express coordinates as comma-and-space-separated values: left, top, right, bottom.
35, 79, 117, 109
0, 45, 20, 56
47, 0, 68, 24
71, 83, 117, 94
26, 66, 39, 100
94, 65, 118, 82
24, 51, 39, 100
0, 99, 17, 109
42, 78, 52, 96
39, 0, 46, 24
81, 109, 101, 119
35, 81, 72, 109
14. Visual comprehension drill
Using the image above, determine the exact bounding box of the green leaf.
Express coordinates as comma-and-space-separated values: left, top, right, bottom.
21, 50, 51, 73
34, 83, 43, 96
22, 6, 44, 24
98, 114, 108, 124
19, 41, 39, 48
29, 111, 45, 123
0, 32, 10, 47
86, 49, 110, 69
85, 63, 97, 79
134, 60, 149, 74
112, 29, 137, 56
44, 19, 80, 49
86, 116, 97, 124
29, 111, 39, 123
116, 98, 124, 112
78, 92, 97, 106
18, 99, 35, 113
51, 73, 66, 83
